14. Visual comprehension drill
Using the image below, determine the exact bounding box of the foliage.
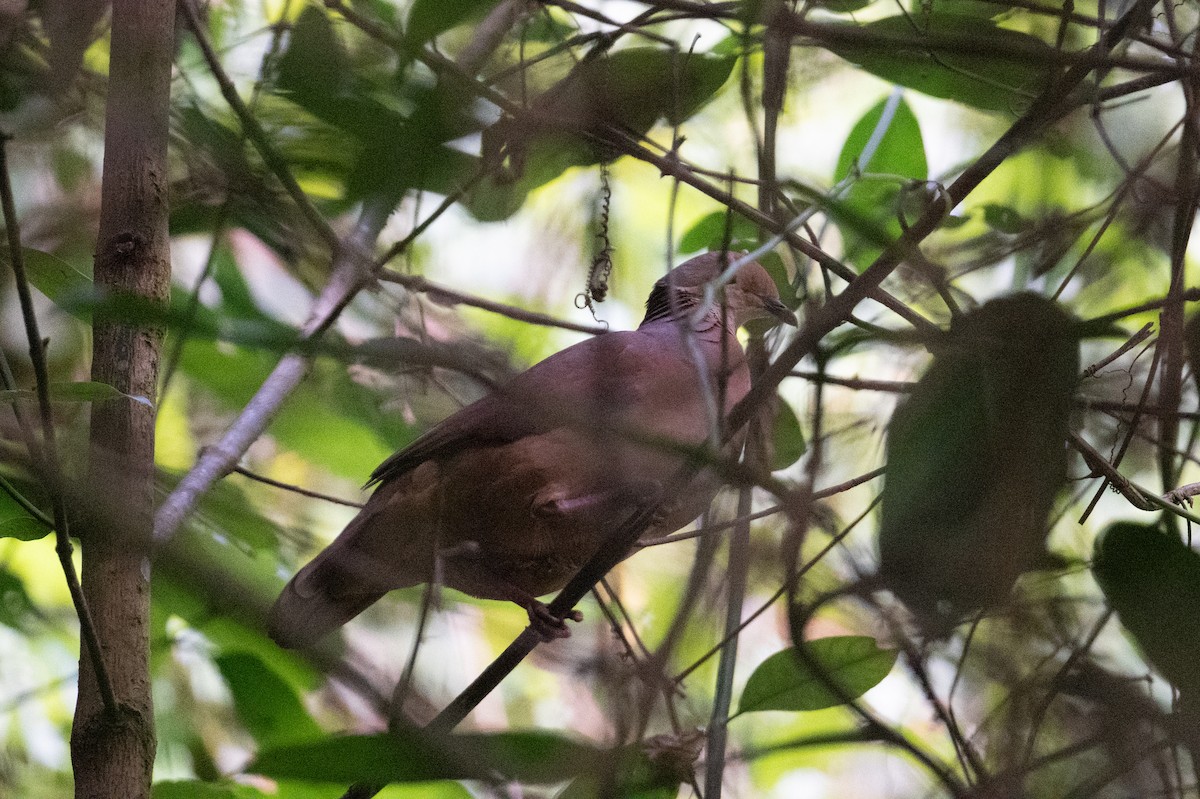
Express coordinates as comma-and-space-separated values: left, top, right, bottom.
0, 0, 1198, 797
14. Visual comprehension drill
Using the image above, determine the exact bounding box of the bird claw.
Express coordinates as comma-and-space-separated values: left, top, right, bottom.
526, 600, 583, 641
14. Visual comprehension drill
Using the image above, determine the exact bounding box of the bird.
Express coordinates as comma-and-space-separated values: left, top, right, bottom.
269, 252, 797, 649
877, 293, 1079, 630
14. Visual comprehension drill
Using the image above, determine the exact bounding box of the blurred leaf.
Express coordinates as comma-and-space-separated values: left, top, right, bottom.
407, 0, 498, 44
824, 14, 1053, 112
816, 0, 876, 12
0, 566, 40, 629
833, 96, 926, 266
276, 8, 360, 127
678, 211, 760, 255
772, 395, 806, 470
215, 651, 323, 749
521, 10, 577, 42
2, 247, 91, 313
0, 381, 150, 407
1093, 522, 1200, 696
40, 0, 109, 93
738, 636, 897, 713
253, 730, 600, 784
153, 781, 268, 799
1187, 310, 1200, 392
559, 732, 702, 799
878, 295, 1078, 624
982, 202, 1032, 233
484, 47, 736, 191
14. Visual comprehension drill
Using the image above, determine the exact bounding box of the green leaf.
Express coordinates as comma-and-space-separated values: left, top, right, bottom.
0, 246, 92, 311
153, 780, 268, 799
483, 47, 736, 191
816, 0, 876, 13
0, 515, 49, 541
678, 211, 761, 255
981, 202, 1031, 233
772, 395, 806, 470
252, 730, 600, 784
0, 566, 40, 630
0, 381, 151, 406
833, 96, 926, 266
215, 651, 323, 749
824, 14, 1053, 112
1093, 522, 1200, 696
738, 636, 897, 713
407, 0, 498, 44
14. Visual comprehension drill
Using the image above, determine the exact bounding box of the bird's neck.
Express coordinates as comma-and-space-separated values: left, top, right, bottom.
641, 288, 734, 337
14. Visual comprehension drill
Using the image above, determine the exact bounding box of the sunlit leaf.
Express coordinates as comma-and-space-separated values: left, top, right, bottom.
738, 636, 897, 713
833, 96, 926, 266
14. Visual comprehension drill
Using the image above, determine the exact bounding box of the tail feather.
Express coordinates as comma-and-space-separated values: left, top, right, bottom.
268, 547, 387, 649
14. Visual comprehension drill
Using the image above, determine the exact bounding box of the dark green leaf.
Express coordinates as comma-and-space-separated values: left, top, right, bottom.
738, 636, 897, 713
772, 396, 806, 470
216, 651, 323, 749
0, 566, 40, 628
252, 730, 600, 784
0, 381, 150, 407
878, 295, 1078, 623
816, 0, 876, 13
824, 14, 1053, 112
982, 203, 1031, 234
407, 0, 499, 44
483, 47, 736, 193
0, 515, 50, 541
1093, 522, 1200, 696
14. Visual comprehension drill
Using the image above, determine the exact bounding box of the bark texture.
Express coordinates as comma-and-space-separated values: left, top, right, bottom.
71, 1, 175, 797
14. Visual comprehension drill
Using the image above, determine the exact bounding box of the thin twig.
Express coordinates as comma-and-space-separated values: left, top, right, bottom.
0, 135, 118, 716
230, 465, 364, 508
377, 270, 607, 336
177, 0, 339, 251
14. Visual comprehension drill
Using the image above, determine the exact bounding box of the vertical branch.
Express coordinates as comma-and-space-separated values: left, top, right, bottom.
0, 140, 117, 714
70, 0, 175, 797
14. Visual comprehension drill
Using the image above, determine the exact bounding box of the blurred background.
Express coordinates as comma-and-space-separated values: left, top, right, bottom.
0, 0, 1197, 797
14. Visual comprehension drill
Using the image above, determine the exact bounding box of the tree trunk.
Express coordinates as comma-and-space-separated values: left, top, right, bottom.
71, 2, 175, 797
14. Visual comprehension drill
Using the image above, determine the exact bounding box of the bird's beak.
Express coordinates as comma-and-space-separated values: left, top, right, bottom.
762, 297, 798, 326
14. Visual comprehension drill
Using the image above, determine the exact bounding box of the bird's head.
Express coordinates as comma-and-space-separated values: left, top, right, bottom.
641, 251, 798, 330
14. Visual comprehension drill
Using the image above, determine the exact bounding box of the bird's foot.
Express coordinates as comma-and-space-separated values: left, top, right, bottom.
526, 600, 583, 642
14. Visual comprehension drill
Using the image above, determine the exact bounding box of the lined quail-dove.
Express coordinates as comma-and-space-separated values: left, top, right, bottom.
269, 252, 796, 648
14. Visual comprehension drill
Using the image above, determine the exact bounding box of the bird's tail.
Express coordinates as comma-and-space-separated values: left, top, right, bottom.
268, 544, 388, 650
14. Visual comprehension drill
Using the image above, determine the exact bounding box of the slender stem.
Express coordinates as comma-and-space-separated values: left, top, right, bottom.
0, 136, 119, 715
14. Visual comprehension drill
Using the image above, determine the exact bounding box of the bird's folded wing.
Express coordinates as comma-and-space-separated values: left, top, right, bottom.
366, 331, 643, 486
